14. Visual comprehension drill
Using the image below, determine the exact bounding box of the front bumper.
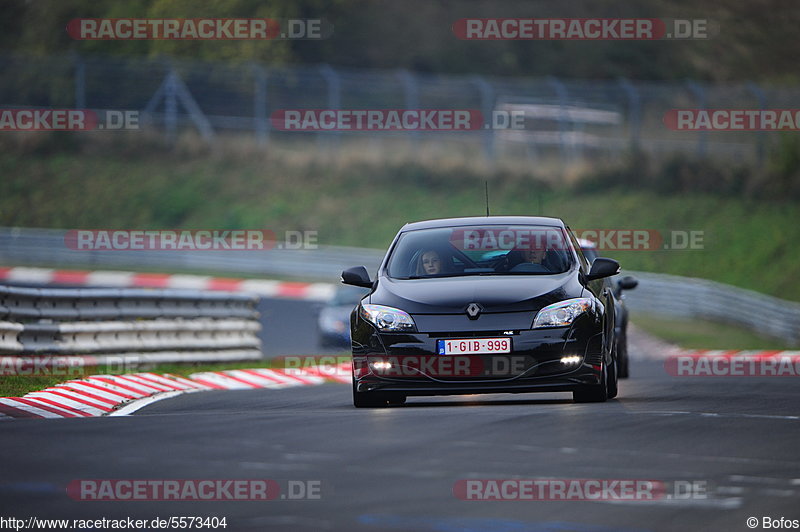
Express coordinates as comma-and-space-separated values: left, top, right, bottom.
351, 321, 605, 396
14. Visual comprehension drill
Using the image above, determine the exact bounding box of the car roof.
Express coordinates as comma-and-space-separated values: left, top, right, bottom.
400, 216, 566, 232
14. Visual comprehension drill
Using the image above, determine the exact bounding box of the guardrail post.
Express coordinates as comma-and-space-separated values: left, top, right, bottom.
746, 81, 767, 166
252, 64, 269, 147
686, 80, 707, 158
471, 75, 495, 163
318, 64, 341, 150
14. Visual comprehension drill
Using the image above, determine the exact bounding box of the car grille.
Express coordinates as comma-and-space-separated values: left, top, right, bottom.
429, 331, 516, 338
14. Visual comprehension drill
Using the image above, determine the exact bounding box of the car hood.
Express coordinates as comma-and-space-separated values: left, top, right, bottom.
370, 272, 583, 315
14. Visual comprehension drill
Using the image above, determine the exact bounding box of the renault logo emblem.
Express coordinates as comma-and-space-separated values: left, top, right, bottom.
465, 303, 482, 319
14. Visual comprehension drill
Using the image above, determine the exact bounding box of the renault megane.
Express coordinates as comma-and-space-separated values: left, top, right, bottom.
342, 216, 622, 407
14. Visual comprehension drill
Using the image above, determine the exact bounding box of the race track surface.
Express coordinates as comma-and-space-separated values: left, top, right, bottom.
3, 355, 799, 531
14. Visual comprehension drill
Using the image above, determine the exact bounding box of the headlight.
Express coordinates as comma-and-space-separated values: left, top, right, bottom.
532, 298, 594, 328
360, 304, 416, 332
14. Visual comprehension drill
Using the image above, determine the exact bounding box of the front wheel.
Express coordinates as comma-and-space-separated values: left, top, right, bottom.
573, 363, 609, 403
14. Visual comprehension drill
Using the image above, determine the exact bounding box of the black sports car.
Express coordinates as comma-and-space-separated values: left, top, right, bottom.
342, 216, 623, 407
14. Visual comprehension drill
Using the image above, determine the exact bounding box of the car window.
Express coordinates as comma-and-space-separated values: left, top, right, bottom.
566, 227, 592, 273
582, 247, 598, 263
386, 225, 574, 279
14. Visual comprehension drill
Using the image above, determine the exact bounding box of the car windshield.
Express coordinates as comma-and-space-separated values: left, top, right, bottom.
386, 225, 574, 279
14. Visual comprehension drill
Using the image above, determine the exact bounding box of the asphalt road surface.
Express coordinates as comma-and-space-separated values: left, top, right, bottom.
1, 300, 798, 532
257, 297, 335, 357
3, 357, 799, 530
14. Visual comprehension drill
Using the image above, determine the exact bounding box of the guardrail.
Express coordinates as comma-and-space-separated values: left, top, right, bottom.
0, 284, 262, 364
620, 271, 800, 345
0, 227, 384, 279
2, 227, 798, 345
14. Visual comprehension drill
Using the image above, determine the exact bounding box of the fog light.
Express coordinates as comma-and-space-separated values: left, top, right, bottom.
370, 360, 393, 371
560, 355, 582, 365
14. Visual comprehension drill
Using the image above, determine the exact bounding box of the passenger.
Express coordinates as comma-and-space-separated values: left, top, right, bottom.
417, 249, 443, 276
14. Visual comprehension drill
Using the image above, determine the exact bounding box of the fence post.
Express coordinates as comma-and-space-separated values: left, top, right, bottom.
618, 78, 641, 150
686, 80, 707, 157
252, 64, 269, 147
72, 52, 86, 109
397, 69, 420, 145
318, 64, 341, 150
471, 75, 495, 163
164, 70, 178, 143
143, 61, 214, 145
547, 76, 575, 163
746, 81, 767, 166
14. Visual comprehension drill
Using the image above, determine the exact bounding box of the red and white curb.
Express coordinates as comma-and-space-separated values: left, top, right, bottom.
0, 363, 352, 420
0, 266, 335, 301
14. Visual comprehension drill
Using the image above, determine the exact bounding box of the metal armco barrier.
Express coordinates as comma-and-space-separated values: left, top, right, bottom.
620, 271, 800, 345
0, 284, 262, 362
0, 227, 382, 279
2, 227, 798, 345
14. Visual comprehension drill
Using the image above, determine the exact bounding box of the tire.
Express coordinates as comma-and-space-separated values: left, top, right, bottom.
618, 333, 630, 379
606, 356, 619, 399
573, 362, 609, 403
353, 383, 405, 408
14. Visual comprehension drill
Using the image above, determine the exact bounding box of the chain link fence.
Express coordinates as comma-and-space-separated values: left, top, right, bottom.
2, 53, 797, 165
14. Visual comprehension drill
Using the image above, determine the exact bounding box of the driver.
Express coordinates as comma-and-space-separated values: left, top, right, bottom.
520, 246, 547, 265
503, 242, 553, 272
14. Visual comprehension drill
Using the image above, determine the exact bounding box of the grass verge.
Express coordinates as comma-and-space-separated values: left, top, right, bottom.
631, 313, 795, 351
0, 354, 349, 398
2, 135, 798, 300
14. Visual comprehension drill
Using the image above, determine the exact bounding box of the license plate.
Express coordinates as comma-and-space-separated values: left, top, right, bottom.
437, 338, 512, 355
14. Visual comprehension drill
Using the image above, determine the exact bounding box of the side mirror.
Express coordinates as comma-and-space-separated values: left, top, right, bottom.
341, 266, 373, 288
617, 275, 638, 291
585, 257, 620, 281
